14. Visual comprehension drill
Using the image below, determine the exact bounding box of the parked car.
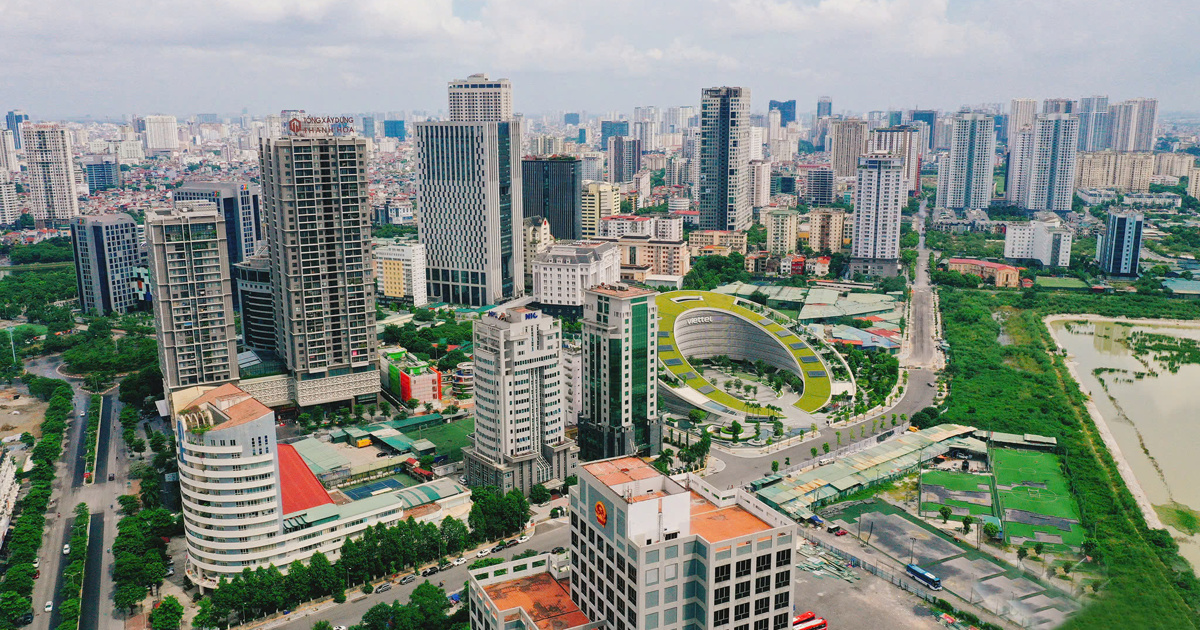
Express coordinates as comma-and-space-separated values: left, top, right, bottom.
421, 566, 439, 577
452, 557, 466, 566
44, 602, 52, 613
165, 567, 175, 577
517, 535, 530, 544
399, 574, 417, 585
32, 558, 39, 569
62, 544, 70, 555
491, 543, 506, 553
476, 548, 490, 558
459, 476, 467, 484
375, 583, 391, 593
33, 570, 39, 580
437, 562, 451, 572
334, 626, 347, 630
834, 529, 849, 537
376, 452, 389, 458
551, 547, 567, 555
108, 473, 115, 481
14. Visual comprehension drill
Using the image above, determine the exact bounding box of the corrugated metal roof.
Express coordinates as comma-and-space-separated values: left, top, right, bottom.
291, 437, 350, 475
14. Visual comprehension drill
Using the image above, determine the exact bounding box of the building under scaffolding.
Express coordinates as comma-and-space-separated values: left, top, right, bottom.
753, 424, 977, 521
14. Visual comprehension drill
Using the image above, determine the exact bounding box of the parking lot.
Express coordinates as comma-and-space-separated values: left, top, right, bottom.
793, 562, 940, 630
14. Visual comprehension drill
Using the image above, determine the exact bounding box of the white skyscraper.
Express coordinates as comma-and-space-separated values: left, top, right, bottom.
374, 243, 429, 307
21, 124, 79, 222
828, 119, 869, 177
259, 132, 380, 407
143, 115, 179, 154
416, 121, 523, 306
936, 113, 997, 211
0, 130, 17, 176
1108, 98, 1158, 152
146, 201, 239, 392
749, 158, 772, 207
0, 180, 19, 225
448, 73, 513, 122
1004, 220, 1072, 267
1078, 96, 1110, 151
1008, 98, 1038, 140
698, 86, 751, 231
464, 306, 577, 495
868, 125, 921, 194
1010, 114, 1079, 212
851, 152, 905, 277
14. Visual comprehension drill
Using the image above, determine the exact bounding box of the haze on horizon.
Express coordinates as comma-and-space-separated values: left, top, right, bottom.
1, 0, 1197, 119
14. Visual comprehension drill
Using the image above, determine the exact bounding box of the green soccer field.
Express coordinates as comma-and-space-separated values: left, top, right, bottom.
991, 448, 1086, 550
920, 470, 996, 519
407, 417, 475, 462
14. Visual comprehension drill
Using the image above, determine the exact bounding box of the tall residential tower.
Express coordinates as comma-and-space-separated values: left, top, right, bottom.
697, 87, 751, 231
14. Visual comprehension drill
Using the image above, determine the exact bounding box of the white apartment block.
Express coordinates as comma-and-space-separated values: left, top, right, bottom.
147, 202, 239, 392
1009, 98, 1038, 139
0, 130, 17, 176
174, 383, 471, 590
851, 153, 905, 277
532, 241, 620, 308
259, 134, 379, 407
1107, 98, 1157, 152
449, 74, 513, 122
868, 125, 921, 194
1009, 114, 1079, 213
583, 180, 622, 238
465, 307, 577, 495
21, 124, 79, 222
416, 120, 524, 306
1075, 151, 1153, 192
807, 208, 846, 253
1004, 220, 1072, 267
562, 339, 583, 426
598, 215, 683, 241
765, 208, 798, 255
749, 159, 771, 207
827, 119, 869, 178
0, 181, 17, 225
1156, 152, 1194, 177
374, 242, 428, 307
936, 113, 997, 210
143, 114, 180, 154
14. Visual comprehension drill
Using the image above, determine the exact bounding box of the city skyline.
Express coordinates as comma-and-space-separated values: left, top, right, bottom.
3, 0, 1198, 119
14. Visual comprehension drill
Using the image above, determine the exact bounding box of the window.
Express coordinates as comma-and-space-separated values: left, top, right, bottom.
715, 608, 730, 627
736, 559, 751, 578
735, 602, 750, 621
775, 570, 790, 589
755, 576, 771, 594
756, 554, 772, 573
645, 613, 659, 629
645, 568, 659, 586
755, 597, 770, 616
774, 592, 789, 610
775, 549, 791, 568
754, 620, 769, 630
646, 590, 659, 607
664, 585, 678, 604
774, 613, 789, 630
735, 581, 750, 600
715, 586, 730, 605
715, 564, 731, 583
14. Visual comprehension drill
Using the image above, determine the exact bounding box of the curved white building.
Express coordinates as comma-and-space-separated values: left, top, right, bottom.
175, 383, 471, 590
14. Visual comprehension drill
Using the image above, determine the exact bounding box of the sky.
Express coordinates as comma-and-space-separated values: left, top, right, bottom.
1, 0, 1197, 120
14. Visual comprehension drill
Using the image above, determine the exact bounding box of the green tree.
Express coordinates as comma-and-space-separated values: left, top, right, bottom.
528, 483, 551, 505
771, 460, 780, 473
1017, 547, 1028, 565
983, 522, 1000, 539
1034, 542, 1045, 556
821, 442, 830, 454
149, 595, 184, 630
810, 447, 818, 458
0, 592, 31, 626
961, 515, 974, 535
312, 622, 334, 630
938, 506, 953, 523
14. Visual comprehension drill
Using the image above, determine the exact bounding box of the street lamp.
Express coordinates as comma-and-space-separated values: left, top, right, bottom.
909, 537, 917, 565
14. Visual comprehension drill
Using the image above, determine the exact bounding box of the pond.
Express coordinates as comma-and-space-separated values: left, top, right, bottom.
1050, 318, 1200, 573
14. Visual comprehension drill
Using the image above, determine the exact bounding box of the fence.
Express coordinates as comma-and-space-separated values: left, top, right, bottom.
794, 527, 940, 605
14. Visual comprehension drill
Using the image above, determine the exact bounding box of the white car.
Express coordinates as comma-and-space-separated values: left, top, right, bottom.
476, 548, 490, 558
452, 557, 466, 566
62, 544, 70, 555
32, 558, 39, 569
518, 535, 530, 544
44, 602, 53, 612
334, 626, 347, 630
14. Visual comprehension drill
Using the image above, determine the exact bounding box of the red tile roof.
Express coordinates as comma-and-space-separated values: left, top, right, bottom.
278, 444, 334, 515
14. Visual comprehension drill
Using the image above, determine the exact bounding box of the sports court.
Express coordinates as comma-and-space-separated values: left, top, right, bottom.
919, 470, 994, 519
991, 449, 1085, 550
341, 477, 406, 501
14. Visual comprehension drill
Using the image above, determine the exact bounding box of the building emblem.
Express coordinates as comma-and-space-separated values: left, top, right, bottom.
288, 118, 303, 134
594, 501, 608, 526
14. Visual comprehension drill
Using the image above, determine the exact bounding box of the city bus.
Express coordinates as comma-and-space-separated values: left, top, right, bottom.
793, 611, 816, 626
793, 617, 828, 630
906, 563, 943, 590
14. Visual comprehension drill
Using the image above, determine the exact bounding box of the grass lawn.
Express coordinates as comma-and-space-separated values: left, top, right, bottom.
1034, 276, 1089, 290
406, 417, 475, 462
992, 448, 1086, 550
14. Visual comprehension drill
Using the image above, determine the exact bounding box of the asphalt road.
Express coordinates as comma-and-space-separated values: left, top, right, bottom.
25, 355, 134, 630
274, 521, 571, 630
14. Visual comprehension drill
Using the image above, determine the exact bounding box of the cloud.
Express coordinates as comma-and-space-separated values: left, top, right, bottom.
0, 0, 1195, 118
